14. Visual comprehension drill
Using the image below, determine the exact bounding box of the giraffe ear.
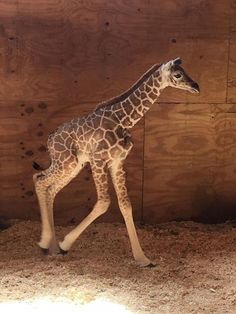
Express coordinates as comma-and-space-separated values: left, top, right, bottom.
173, 57, 182, 65
163, 58, 181, 71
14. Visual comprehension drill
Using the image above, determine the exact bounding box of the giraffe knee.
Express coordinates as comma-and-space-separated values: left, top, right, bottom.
119, 196, 131, 208
100, 198, 111, 214
95, 197, 111, 215
119, 198, 132, 218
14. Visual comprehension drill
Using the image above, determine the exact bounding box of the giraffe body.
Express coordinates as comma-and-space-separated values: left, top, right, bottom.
33, 58, 199, 266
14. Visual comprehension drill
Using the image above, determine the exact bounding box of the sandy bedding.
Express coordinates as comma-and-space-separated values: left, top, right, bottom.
0, 219, 236, 313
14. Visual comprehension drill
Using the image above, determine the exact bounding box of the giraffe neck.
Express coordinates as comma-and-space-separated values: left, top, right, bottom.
102, 65, 167, 129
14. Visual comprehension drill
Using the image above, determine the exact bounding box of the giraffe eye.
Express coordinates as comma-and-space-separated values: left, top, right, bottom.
174, 73, 182, 79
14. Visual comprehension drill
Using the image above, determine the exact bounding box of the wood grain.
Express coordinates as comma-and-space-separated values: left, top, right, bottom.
143, 104, 214, 222
0, 0, 235, 223
0, 1, 20, 100
227, 1, 236, 102
228, 39, 236, 103
230, 0, 236, 37
143, 104, 236, 223
0, 0, 229, 103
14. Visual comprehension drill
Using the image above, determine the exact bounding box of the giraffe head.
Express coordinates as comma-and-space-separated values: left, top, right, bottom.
161, 58, 200, 94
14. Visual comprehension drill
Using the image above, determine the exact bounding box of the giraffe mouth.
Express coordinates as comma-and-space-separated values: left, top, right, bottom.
189, 82, 200, 94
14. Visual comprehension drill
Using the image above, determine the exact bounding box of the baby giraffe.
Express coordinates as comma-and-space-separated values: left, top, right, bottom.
33, 58, 199, 267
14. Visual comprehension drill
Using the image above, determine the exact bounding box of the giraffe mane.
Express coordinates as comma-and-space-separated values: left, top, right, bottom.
95, 63, 162, 110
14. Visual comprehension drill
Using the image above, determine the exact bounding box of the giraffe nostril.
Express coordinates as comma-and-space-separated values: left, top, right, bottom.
191, 82, 200, 93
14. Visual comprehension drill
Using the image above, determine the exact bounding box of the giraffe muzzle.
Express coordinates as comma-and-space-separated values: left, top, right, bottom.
190, 82, 200, 94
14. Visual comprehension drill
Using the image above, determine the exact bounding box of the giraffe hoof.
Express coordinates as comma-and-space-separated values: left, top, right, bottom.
58, 247, 68, 256
146, 262, 157, 268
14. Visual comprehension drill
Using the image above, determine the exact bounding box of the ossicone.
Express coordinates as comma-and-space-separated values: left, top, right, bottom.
173, 57, 182, 65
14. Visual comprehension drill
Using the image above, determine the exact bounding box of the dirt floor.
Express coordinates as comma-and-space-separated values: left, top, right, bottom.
0, 220, 236, 313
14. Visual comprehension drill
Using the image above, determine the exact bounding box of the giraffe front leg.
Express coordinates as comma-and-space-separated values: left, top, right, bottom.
59, 197, 110, 252
59, 160, 111, 253
109, 162, 155, 267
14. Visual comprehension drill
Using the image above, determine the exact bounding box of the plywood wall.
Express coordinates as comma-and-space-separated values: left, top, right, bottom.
0, 0, 235, 224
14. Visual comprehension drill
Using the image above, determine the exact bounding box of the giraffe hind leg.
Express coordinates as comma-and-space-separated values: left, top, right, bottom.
33, 154, 86, 254
34, 171, 57, 252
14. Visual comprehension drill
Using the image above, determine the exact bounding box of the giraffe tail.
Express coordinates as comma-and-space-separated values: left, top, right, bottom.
32, 161, 45, 171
